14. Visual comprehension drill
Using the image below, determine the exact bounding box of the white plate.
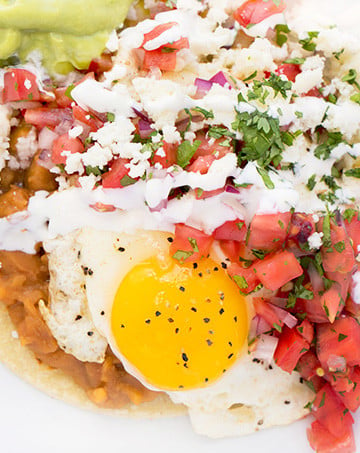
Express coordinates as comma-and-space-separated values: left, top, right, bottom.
0, 361, 343, 453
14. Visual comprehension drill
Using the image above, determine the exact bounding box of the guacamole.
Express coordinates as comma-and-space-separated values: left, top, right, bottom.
0, 0, 134, 74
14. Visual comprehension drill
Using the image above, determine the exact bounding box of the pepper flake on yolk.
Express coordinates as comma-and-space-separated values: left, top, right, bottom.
111, 256, 248, 391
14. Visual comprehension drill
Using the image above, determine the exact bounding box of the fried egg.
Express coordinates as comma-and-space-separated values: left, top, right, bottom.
75, 227, 249, 391
44, 227, 312, 437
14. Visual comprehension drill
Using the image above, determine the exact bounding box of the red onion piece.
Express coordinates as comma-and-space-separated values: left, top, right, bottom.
250, 315, 272, 337
225, 184, 240, 194
138, 118, 154, 139
209, 71, 228, 87
37, 149, 54, 170
194, 77, 213, 98
270, 297, 289, 309
54, 119, 73, 136
38, 127, 58, 150
254, 334, 279, 363
308, 263, 324, 292
132, 108, 151, 122
149, 198, 168, 212
272, 305, 298, 329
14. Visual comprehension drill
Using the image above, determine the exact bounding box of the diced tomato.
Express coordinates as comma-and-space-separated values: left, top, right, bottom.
141, 23, 189, 72
248, 212, 291, 251
51, 134, 84, 165
152, 141, 178, 168
312, 383, 354, 439
275, 64, 301, 82
54, 87, 73, 108
170, 224, 213, 263
307, 420, 356, 453
253, 297, 284, 331
337, 367, 360, 412
320, 221, 355, 274
143, 48, 178, 71
326, 270, 351, 301
102, 158, 134, 189
3, 68, 41, 103
187, 155, 216, 174
306, 87, 323, 98
317, 317, 360, 371
253, 250, 303, 291
274, 326, 309, 373
88, 53, 113, 75
320, 284, 344, 323
213, 219, 247, 242
346, 295, 360, 318
295, 290, 329, 324
234, 0, 285, 28
219, 240, 242, 262
24, 107, 72, 129
344, 214, 360, 254
72, 105, 104, 132
296, 350, 321, 380
142, 22, 177, 47
296, 319, 314, 344
228, 263, 260, 295
192, 132, 233, 160
329, 372, 355, 394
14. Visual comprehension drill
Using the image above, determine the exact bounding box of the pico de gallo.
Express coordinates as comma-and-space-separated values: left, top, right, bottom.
1, 0, 360, 451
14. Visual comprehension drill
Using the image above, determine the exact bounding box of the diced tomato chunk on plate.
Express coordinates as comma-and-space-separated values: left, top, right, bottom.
252, 249, 303, 291
248, 212, 291, 251
274, 326, 309, 373
234, 0, 285, 28
51, 134, 84, 165
170, 224, 213, 263
3, 68, 41, 102
228, 263, 259, 294
307, 420, 355, 453
213, 219, 247, 242
317, 317, 360, 371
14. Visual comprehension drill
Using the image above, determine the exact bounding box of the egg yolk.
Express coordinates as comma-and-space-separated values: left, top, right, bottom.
111, 257, 248, 391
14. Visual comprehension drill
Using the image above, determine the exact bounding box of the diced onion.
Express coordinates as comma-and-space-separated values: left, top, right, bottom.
272, 305, 298, 328
38, 127, 58, 150
253, 334, 279, 363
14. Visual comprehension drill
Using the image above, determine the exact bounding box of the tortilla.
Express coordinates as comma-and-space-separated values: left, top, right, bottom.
0, 302, 185, 418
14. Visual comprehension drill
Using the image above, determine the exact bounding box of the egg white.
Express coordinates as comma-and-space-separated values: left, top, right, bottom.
45, 227, 312, 437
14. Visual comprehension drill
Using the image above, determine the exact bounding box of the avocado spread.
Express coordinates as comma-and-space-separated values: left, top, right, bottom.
0, 0, 134, 74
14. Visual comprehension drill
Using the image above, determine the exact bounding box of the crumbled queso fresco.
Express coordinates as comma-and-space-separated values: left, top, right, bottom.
0, 0, 360, 249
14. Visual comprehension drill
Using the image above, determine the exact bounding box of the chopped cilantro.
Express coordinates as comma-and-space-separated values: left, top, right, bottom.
106, 112, 115, 122
342, 69, 360, 90
343, 208, 358, 222
283, 58, 305, 65
65, 84, 75, 100
120, 175, 137, 186
232, 275, 249, 289
176, 140, 201, 168
275, 24, 290, 47
188, 237, 199, 253
314, 131, 345, 160
257, 167, 275, 189
299, 31, 319, 52
338, 333, 348, 342
306, 174, 317, 191
232, 109, 286, 168
333, 48, 344, 61
243, 71, 258, 82
262, 73, 292, 99
85, 165, 104, 177
334, 241, 345, 253
192, 106, 214, 119
345, 168, 360, 179
172, 250, 193, 262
